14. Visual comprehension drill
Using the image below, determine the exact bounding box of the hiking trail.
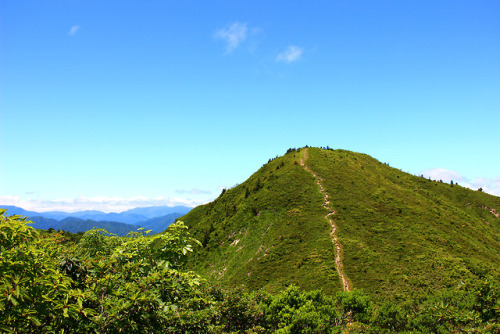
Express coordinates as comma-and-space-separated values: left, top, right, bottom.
300, 148, 351, 292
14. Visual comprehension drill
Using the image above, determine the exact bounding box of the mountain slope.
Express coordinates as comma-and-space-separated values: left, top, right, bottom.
180, 147, 500, 301
300, 150, 351, 292
182, 148, 343, 295
306, 147, 500, 300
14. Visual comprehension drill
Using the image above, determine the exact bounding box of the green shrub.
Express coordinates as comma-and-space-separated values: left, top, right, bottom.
336, 289, 372, 323
0, 209, 94, 332
262, 286, 342, 333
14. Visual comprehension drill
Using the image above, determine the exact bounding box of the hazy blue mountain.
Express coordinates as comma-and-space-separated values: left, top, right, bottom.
65, 212, 148, 224
58, 217, 86, 224
37, 210, 101, 220
1, 204, 191, 235
123, 206, 192, 220
2, 205, 40, 217
56, 218, 139, 236
1, 205, 192, 225
26, 216, 62, 230
139, 213, 184, 234
22, 216, 138, 236
36, 210, 147, 224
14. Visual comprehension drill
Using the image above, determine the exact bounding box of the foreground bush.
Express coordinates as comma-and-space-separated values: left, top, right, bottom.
0, 210, 95, 332
1, 210, 207, 333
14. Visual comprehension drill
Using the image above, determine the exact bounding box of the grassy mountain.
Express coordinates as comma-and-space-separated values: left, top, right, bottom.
180, 147, 500, 302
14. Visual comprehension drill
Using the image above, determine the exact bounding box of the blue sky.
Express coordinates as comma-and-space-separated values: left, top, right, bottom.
1, 1, 499, 212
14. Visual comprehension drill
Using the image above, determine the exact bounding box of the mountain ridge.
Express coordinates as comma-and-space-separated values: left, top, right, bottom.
180, 147, 500, 302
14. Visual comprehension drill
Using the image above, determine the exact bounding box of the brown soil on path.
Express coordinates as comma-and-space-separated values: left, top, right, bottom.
300, 148, 352, 292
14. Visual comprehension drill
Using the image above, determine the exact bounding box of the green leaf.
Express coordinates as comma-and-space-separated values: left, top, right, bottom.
29, 316, 42, 326
8, 295, 18, 306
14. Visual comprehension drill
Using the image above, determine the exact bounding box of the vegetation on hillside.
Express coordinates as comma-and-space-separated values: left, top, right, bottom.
181, 147, 500, 304
181, 149, 342, 294
1, 210, 499, 333
306, 147, 500, 302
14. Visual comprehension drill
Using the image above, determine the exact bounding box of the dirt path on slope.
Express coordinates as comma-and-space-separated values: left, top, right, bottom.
300, 148, 351, 292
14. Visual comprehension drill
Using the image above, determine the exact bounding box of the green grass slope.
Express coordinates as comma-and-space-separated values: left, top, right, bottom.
306, 147, 500, 301
181, 147, 500, 302
182, 149, 342, 294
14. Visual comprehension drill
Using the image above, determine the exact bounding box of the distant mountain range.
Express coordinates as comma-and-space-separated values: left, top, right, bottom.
0, 205, 192, 236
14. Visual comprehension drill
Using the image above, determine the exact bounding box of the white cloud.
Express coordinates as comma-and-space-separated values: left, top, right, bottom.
0, 195, 208, 213
469, 177, 500, 196
276, 45, 303, 63
420, 168, 500, 196
68, 25, 80, 36
420, 168, 463, 183
175, 189, 212, 195
214, 22, 248, 53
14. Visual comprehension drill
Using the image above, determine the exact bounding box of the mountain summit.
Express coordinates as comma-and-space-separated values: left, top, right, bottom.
181, 147, 500, 301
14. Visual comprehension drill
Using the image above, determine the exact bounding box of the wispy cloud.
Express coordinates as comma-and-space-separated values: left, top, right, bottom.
276, 45, 304, 63
68, 25, 80, 36
0, 195, 208, 213
214, 22, 248, 53
175, 189, 212, 195
420, 168, 500, 196
420, 168, 463, 183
